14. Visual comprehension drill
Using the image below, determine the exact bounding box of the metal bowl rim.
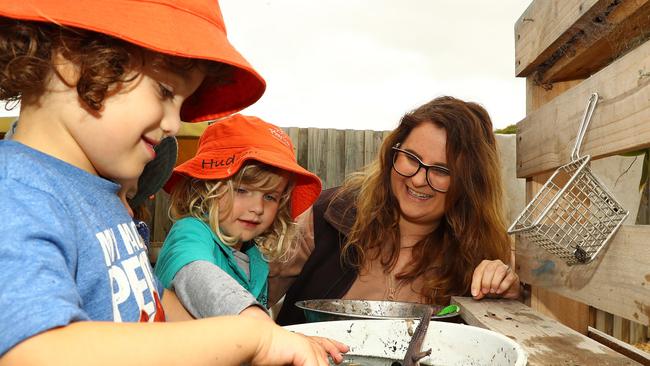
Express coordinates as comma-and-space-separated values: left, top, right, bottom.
295, 299, 460, 320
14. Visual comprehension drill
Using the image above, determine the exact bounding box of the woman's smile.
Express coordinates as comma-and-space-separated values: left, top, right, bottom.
406, 186, 433, 200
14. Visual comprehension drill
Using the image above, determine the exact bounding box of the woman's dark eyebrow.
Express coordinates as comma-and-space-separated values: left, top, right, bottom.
401, 146, 449, 168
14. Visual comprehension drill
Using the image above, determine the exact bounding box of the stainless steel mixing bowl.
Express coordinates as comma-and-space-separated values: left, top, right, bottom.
295, 299, 460, 322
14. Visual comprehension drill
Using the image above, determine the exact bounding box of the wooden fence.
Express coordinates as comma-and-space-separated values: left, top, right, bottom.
283, 128, 391, 190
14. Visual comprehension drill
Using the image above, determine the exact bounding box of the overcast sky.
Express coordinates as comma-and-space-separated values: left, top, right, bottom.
220, 0, 533, 131
1, 1, 533, 131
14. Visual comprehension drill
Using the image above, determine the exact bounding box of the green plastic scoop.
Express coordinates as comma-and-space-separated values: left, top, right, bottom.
435, 304, 460, 317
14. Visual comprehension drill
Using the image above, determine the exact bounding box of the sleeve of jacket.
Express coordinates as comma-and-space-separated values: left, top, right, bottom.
172, 260, 265, 317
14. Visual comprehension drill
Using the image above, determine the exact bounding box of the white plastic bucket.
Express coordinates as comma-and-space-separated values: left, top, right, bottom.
285, 319, 527, 366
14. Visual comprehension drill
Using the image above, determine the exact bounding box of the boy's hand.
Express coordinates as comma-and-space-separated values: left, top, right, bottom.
308, 336, 349, 364
251, 324, 348, 365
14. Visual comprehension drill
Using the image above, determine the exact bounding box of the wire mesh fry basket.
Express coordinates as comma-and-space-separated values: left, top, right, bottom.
508, 93, 629, 265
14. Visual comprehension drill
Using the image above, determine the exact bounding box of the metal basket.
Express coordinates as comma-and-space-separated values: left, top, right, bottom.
508, 93, 629, 265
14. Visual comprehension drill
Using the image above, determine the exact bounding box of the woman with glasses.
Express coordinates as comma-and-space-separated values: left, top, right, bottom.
270, 96, 521, 325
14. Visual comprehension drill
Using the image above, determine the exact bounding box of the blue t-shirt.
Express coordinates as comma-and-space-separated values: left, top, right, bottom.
155, 217, 269, 307
0, 141, 165, 356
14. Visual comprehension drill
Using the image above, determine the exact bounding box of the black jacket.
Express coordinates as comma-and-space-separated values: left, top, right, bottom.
276, 187, 358, 325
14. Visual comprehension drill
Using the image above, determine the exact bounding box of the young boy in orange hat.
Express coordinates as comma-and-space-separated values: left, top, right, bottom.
155, 114, 321, 317
0, 1, 346, 365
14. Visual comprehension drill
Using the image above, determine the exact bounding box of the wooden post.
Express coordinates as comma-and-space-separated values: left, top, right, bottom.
524, 77, 591, 334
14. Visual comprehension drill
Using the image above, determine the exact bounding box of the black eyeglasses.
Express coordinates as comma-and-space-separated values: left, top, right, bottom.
391, 143, 450, 193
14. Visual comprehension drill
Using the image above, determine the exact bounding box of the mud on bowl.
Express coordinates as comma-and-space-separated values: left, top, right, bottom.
285, 319, 527, 366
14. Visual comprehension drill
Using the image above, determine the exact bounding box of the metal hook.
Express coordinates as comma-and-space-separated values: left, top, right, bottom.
571, 93, 599, 161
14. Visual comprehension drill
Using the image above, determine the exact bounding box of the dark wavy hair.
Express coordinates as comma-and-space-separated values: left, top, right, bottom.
0, 17, 230, 111
339, 96, 511, 304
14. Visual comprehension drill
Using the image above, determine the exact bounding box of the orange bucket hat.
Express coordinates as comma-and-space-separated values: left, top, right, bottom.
0, 0, 265, 122
165, 114, 322, 219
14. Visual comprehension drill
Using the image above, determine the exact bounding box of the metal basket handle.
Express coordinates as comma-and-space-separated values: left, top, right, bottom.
571, 92, 599, 161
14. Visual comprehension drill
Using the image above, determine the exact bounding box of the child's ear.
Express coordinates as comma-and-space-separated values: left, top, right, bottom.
51, 51, 80, 87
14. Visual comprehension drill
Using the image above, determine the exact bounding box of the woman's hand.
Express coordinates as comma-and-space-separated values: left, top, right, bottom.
251, 324, 348, 365
470, 259, 520, 300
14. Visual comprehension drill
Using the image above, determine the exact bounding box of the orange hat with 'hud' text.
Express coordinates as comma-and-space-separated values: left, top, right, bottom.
165, 114, 322, 219
0, 0, 265, 122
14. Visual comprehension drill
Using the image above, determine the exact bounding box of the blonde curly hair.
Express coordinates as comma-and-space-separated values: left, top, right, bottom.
169, 162, 297, 262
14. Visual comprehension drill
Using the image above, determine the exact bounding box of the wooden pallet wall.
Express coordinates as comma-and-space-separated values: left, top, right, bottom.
514, 0, 650, 347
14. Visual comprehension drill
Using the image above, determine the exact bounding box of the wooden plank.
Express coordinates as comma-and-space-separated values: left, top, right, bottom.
614, 316, 628, 342
537, 0, 650, 84
176, 136, 199, 166
0, 116, 16, 133
515, 225, 650, 326
630, 321, 649, 345
452, 297, 642, 365
517, 37, 650, 178
297, 128, 309, 170
370, 130, 385, 163
363, 130, 376, 165
307, 128, 328, 186
525, 77, 582, 113
177, 121, 209, 137
637, 173, 650, 224
344, 130, 364, 176
325, 129, 345, 189
596, 308, 608, 332
623, 319, 633, 343
382, 130, 392, 143
282, 127, 300, 158
588, 327, 650, 365
515, 0, 599, 77
516, 0, 650, 83
606, 312, 616, 336
590, 304, 598, 327
531, 287, 590, 334
519, 75, 591, 337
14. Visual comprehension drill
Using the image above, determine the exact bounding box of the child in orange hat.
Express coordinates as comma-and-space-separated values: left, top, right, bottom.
155, 114, 321, 317
0, 1, 346, 365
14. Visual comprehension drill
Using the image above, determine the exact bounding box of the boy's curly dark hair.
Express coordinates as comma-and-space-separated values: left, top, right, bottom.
0, 17, 229, 111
